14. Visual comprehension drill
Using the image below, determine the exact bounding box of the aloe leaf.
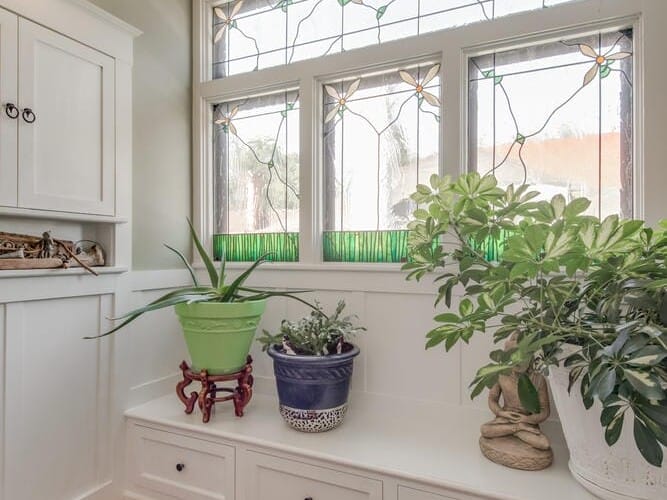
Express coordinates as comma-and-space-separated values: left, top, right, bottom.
237, 286, 318, 312
221, 254, 270, 301
217, 249, 227, 293
88, 293, 214, 339
164, 244, 199, 286
187, 218, 218, 288
109, 287, 216, 320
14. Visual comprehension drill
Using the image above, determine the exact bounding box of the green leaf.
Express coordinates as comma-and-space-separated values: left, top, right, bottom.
187, 218, 218, 288
434, 312, 460, 323
164, 244, 199, 287
220, 254, 270, 302
376, 5, 387, 19
605, 412, 624, 446
624, 368, 665, 400
591, 368, 617, 401
551, 194, 566, 218
459, 298, 473, 317
563, 197, 591, 218
516, 133, 525, 145
626, 346, 667, 367
599, 63, 611, 79
633, 418, 664, 467
518, 373, 541, 414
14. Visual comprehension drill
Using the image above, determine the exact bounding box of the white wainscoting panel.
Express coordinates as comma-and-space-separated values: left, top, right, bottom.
3, 295, 113, 500
126, 290, 188, 408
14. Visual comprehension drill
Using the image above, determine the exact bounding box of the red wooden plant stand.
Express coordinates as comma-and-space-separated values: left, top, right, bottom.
176, 356, 254, 423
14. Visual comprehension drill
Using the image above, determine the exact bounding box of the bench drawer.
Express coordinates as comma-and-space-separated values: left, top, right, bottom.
128, 423, 235, 500
243, 450, 382, 500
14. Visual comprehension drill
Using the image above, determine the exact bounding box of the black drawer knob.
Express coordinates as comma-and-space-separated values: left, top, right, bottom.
176, 463, 185, 472
305, 497, 313, 500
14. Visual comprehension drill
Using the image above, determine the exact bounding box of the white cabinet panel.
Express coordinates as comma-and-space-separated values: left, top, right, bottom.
3, 296, 112, 500
242, 450, 383, 500
128, 424, 235, 500
0, 7, 17, 207
17, 18, 115, 215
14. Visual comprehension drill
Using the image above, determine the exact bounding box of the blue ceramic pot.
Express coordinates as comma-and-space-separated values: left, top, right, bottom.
268, 344, 360, 432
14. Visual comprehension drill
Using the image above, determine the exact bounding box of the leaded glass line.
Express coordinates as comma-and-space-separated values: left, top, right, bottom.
212, 0, 580, 78
468, 29, 633, 219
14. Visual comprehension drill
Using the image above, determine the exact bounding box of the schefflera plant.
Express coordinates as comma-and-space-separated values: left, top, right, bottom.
403, 172, 667, 466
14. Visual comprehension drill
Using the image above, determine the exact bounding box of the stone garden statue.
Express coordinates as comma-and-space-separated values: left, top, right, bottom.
479, 336, 553, 471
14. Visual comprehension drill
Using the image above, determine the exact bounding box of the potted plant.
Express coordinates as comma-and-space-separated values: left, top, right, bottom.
257, 300, 365, 432
89, 220, 314, 375
402, 172, 666, 499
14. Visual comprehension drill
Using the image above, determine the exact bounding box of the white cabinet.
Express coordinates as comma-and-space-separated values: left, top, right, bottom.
127, 423, 236, 500
241, 451, 383, 500
17, 17, 115, 215
0, 7, 17, 207
0, 6, 116, 216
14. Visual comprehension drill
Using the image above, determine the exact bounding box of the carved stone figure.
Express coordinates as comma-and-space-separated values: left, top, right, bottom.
479, 337, 553, 471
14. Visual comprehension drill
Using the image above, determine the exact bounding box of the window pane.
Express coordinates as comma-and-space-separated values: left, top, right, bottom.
468, 29, 633, 219
211, 0, 581, 78
322, 63, 440, 262
212, 90, 300, 261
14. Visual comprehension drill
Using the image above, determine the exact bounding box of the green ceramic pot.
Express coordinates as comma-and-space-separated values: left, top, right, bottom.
174, 300, 267, 374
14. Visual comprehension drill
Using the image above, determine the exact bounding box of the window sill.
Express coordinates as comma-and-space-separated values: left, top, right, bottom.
192, 261, 439, 295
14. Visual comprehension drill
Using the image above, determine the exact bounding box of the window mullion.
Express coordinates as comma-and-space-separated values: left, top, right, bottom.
442, 46, 464, 179
298, 74, 319, 264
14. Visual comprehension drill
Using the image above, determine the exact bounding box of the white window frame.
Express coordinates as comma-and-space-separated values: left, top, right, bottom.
192, 0, 667, 271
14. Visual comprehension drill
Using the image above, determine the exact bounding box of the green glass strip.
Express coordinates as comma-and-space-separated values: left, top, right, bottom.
468, 230, 512, 262
323, 230, 410, 263
213, 232, 299, 262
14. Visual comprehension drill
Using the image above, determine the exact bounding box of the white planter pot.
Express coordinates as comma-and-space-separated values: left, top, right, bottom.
549, 355, 666, 500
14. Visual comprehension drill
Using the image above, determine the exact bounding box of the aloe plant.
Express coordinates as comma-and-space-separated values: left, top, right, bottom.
404, 172, 667, 466
89, 219, 313, 338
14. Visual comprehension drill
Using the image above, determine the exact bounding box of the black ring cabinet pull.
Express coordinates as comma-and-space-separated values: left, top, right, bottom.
22, 107, 36, 124
175, 463, 185, 472
4, 103, 18, 119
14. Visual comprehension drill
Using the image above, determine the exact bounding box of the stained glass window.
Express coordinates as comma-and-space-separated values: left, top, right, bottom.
211, 0, 580, 79
322, 63, 440, 262
212, 90, 300, 261
468, 29, 634, 218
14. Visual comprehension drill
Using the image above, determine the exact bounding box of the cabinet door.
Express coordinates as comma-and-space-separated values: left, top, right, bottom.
0, 7, 17, 207
17, 18, 115, 215
242, 450, 383, 500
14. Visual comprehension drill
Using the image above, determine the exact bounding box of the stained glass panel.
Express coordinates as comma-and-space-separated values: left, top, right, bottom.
322, 63, 440, 262
468, 29, 633, 219
212, 90, 300, 261
211, 0, 581, 78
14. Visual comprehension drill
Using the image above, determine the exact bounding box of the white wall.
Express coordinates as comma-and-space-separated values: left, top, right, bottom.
89, 0, 192, 269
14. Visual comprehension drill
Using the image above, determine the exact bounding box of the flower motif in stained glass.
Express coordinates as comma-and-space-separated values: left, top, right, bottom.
213, 0, 244, 43
214, 105, 239, 135
324, 78, 362, 123
399, 64, 441, 106
579, 43, 632, 87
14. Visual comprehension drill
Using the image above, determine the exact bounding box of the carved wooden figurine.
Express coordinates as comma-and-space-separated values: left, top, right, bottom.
479, 337, 553, 471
